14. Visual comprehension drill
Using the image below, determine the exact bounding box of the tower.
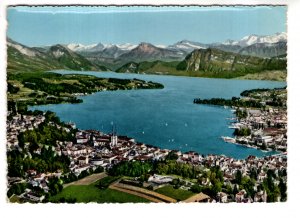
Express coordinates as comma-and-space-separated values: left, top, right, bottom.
111, 124, 118, 147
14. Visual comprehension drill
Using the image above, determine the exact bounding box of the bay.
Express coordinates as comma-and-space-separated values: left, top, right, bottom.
30, 71, 286, 159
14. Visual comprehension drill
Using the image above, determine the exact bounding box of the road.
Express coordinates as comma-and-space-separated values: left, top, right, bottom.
109, 181, 177, 203
63, 172, 107, 188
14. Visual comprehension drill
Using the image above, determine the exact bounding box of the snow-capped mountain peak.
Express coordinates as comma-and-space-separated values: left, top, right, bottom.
153, 44, 166, 49
66, 43, 97, 52
168, 40, 207, 52
223, 32, 287, 47
223, 39, 239, 46
66, 42, 137, 52
116, 43, 137, 50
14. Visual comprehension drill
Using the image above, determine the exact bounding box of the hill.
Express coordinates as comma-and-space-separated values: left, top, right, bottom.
7, 38, 109, 73
116, 60, 180, 75
117, 42, 183, 63
176, 48, 286, 78
117, 48, 286, 79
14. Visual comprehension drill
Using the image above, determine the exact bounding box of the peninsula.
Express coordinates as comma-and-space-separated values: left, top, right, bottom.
194, 87, 287, 152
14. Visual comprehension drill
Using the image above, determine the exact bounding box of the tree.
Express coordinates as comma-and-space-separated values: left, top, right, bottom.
235, 170, 242, 185
190, 184, 202, 193
263, 173, 281, 202
108, 161, 152, 177
234, 127, 251, 136
226, 184, 233, 194
242, 177, 255, 199
7, 183, 27, 198
250, 168, 258, 180
233, 184, 239, 195
279, 179, 287, 201
211, 181, 222, 196
165, 151, 178, 161
17, 133, 25, 148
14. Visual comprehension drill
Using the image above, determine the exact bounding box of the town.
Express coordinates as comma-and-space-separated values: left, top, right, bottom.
6, 108, 287, 203
195, 87, 287, 152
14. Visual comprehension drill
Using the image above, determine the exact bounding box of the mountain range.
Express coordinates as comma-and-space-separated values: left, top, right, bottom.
63, 32, 287, 69
65, 32, 286, 54
7, 32, 287, 80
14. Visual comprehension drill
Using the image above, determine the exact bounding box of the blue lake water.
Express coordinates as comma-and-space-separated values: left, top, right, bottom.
30, 71, 286, 159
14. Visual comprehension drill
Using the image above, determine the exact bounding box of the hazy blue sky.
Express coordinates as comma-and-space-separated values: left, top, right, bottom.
7, 6, 287, 46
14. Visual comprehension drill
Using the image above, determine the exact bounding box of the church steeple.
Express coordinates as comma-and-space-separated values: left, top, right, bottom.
111, 123, 118, 147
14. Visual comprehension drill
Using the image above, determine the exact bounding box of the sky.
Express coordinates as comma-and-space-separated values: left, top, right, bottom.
6, 6, 287, 46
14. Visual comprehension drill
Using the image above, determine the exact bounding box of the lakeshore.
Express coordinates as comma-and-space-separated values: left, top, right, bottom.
7, 110, 287, 203
6, 71, 287, 203
194, 87, 287, 153
29, 71, 285, 159
4, 4, 291, 211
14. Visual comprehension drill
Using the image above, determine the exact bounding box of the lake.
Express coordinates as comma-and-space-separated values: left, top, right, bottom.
30, 71, 286, 159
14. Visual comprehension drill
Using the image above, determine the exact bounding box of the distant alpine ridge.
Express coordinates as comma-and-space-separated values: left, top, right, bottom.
62, 32, 286, 69
7, 32, 287, 80
65, 32, 287, 58
222, 32, 287, 47
65, 32, 286, 54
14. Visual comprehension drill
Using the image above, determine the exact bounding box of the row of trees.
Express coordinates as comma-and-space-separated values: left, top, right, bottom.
155, 160, 202, 179
232, 169, 287, 202
193, 97, 263, 108
233, 127, 251, 136
194, 87, 286, 110
235, 108, 247, 119
7, 111, 74, 177
240, 87, 286, 97
23, 78, 93, 96
18, 123, 73, 151
108, 161, 152, 177
22, 75, 163, 98
7, 148, 71, 177
262, 169, 287, 202
7, 182, 27, 198
108, 159, 224, 197
107, 159, 287, 202
108, 159, 203, 180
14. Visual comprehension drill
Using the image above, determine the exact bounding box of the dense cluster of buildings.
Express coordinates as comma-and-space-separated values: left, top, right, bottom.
7, 111, 287, 203
6, 114, 45, 151
223, 89, 287, 152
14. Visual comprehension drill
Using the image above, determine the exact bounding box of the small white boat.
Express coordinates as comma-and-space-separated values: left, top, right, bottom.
221, 136, 236, 143
228, 125, 238, 129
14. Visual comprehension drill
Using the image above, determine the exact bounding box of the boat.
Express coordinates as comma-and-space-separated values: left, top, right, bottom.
228, 125, 239, 129
226, 117, 237, 120
221, 136, 236, 143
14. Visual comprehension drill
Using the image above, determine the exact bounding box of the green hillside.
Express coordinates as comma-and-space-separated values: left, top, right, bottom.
116, 48, 287, 80
7, 39, 109, 73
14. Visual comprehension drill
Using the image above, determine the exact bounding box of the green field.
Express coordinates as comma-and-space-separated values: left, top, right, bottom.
155, 185, 195, 201
49, 185, 151, 203
236, 70, 287, 81
49, 176, 150, 203
9, 194, 24, 203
